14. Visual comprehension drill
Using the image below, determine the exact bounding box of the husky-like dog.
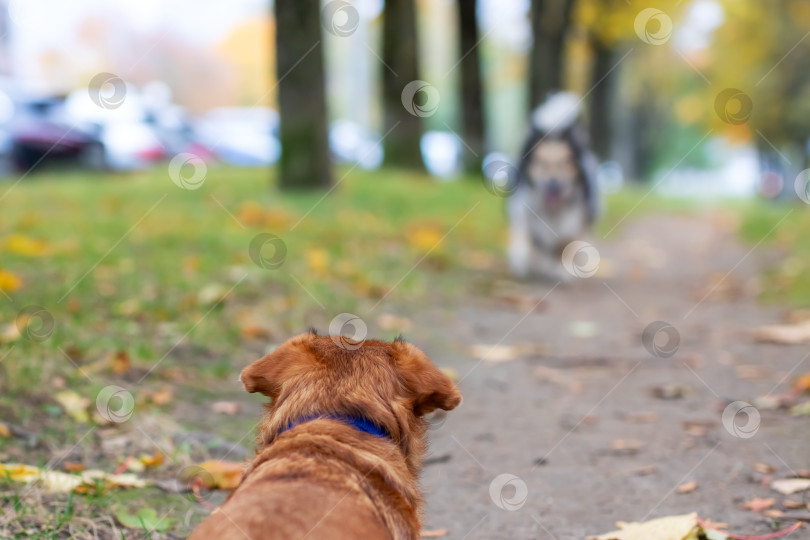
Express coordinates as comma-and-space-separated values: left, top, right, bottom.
507, 93, 599, 280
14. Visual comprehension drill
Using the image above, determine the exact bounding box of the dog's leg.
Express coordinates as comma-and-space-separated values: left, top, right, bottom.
508, 205, 533, 278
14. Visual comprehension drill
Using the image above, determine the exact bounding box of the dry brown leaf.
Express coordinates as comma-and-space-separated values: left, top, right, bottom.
241, 325, 272, 339
0, 422, 10, 438
763, 509, 784, 518
630, 465, 657, 476
111, 350, 131, 374
420, 529, 448, 538
676, 481, 697, 494
753, 320, 810, 345
742, 497, 775, 512
611, 440, 645, 455
211, 401, 241, 415
755, 463, 775, 474
63, 462, 85, 472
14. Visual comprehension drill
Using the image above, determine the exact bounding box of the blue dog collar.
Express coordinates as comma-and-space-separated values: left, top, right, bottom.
280, 414, 391, 440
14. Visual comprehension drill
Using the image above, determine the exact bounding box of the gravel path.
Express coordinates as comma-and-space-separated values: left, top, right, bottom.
415, 213, 808, 539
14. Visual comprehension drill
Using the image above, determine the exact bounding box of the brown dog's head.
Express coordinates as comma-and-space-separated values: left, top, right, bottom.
240, 331, 461, 471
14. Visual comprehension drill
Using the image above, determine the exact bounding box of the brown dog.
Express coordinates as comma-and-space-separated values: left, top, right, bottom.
189, 331, 462, 540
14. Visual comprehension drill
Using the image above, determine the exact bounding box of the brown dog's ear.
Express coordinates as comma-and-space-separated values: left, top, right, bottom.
391, 340, 462, 416
240, 333, 317, 400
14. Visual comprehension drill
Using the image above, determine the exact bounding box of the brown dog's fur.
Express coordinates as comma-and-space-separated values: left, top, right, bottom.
189, 332, 462, 540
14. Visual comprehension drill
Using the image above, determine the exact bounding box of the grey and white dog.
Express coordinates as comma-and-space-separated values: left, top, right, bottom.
507, 93, 600, 281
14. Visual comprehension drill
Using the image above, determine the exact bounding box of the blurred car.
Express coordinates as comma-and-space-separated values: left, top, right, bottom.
194, 107, 280, 166
6, 95, 107, 172
329, 120, 383, 169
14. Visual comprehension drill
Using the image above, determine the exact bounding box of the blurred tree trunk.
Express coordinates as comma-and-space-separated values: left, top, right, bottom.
383, 0, 424, 170
529, 0, 574, 107
457, 0, 485, 173
588, 38, 614, 161
275, 0, 332, 189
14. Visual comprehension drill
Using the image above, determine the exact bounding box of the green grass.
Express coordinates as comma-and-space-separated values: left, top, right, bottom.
0, 165, 768, 537
736, 198, 810, 306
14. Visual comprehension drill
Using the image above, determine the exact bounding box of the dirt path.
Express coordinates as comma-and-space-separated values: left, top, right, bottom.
413, 212, 808, 539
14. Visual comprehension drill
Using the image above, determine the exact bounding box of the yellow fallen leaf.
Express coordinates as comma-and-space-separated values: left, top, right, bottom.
407, 224, 443, 252
185, 460, 244, 490
54, 390, 90, 423
0, 269, 22, 293
0, 422, 10, 438
305, 248, 330, 275
0, 463, 147, 493
2, 234, 48, 256
139, 452, 165, 467
421, 529, 448, 537
587, 512, 699, 540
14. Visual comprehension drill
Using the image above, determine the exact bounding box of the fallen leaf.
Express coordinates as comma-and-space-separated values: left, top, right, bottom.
763, 509, 784, 518
63, 462, 85, 472
623, 412, 659, 424
755, 463, 775, 474
111, 350, 131, 374
683, 420, 714, 437
0, 463, 148, 493
377, 314, 413, 333
147, 386, 173, 406
753, 320, 810, 345
771, 478, 810, 495
241, 325, 272, 339
587, 512, 698, 540
0, 269, 22, 293
183, 460, 243, 490
790, 401, 810, 416
0, 422, 10, 438
742, 497, 775, 512
115, 507, 174, 532
468, 344, 518, 363
534, 366, 584, 393
794, 373, 810, 393
421, 529, 448, 538
783, 498, 806, 509
611, 440, 645, 456
676, 481, 698, 494
54, 390, 90, 423
211, 401, 241, 415
2, 234, 48, 256
650, 385, 689, 400
630, 465, 657, 476
139, 452, 164, 468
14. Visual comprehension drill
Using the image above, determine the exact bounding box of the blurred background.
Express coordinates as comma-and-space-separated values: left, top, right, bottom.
1, 0, 810, 538
0, 0, 807, 190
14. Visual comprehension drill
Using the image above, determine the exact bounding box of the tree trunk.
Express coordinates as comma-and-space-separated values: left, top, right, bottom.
382, 0, 424, 170
529, 0, 574, 108
457, 0, 485, 173
588, 38, 613, 161
275, 0, 332, 189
